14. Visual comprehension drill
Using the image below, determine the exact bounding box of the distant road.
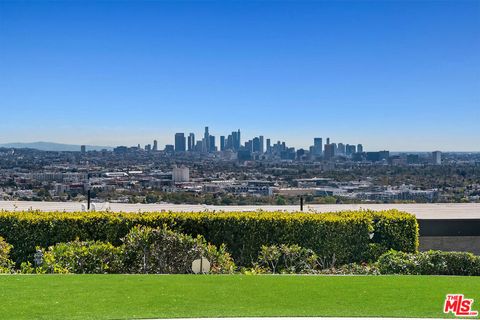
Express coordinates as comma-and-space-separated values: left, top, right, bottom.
1, 201, 479, 219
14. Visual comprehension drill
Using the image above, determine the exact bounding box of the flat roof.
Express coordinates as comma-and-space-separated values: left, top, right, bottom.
1, 201, 479, 219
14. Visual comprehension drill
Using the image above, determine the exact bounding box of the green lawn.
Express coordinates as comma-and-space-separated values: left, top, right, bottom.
0, 275, 479, 319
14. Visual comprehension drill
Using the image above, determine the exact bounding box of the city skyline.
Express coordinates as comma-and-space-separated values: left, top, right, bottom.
1, 124, 479, 153
1, 1, 479, 151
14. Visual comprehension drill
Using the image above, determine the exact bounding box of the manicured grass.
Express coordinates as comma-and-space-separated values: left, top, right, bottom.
1, 275, 479, 319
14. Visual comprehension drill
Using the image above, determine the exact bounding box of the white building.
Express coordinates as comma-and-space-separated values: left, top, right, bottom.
432, 151, 442, 165
172, 165, 190, 182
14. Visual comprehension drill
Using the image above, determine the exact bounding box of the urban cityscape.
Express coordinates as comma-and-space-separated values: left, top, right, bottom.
1, 126, 478, 206
1, 0, 480, 318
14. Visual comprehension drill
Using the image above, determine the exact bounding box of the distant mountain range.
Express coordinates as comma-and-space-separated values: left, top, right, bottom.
0, 142, 113, 152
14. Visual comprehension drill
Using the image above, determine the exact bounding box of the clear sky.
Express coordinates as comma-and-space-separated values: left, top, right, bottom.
0, 1, 479, 151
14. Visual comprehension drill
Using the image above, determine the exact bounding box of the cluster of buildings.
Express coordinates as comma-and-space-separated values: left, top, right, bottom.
108, 126, 444, 165
111, 126, 370, 162
2, 128, 474, 204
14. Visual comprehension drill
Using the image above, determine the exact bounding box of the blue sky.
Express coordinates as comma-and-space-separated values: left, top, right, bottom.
0, 1, 479, 151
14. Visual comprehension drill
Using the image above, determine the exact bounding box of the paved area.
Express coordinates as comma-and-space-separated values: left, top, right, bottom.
1, 201, 479, 219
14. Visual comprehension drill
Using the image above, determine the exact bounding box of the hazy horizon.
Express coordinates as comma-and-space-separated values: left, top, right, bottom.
1, 1, 479, 151
1, 137, 479, 153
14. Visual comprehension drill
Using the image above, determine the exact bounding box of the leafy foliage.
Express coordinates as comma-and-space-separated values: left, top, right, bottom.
122, 225, 235, 274
25, 240, 123, 274
377, 249, 480, 275
0, 209, 418, 266
0, 236, 14, 273
256, 244, 332, 274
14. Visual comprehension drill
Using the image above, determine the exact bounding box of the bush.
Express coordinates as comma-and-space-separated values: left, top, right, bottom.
320, 263, 380, 275
27, 239, 123, 274
256, 244, 321, 274
122, 225, 235, 274
0, 236, 14, 273
0, 210, 418, 266
377, 250, 480, 276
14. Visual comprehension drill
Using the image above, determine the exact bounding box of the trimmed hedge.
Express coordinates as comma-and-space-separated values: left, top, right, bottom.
378, 250, 480, 276
0, 209, 418, 266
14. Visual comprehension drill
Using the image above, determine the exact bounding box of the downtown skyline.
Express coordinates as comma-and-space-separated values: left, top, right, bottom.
0, 124, 478, 153
1, 124, 470, 153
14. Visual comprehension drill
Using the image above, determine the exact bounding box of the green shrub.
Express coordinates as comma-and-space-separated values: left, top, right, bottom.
0, 236, 14, 273
320, 263, 380, 275
0, 209, 418, 266
256, 244, 324, 274
377, 250, 480, 276
29, 239, 123, 274
122, 225, 235, 274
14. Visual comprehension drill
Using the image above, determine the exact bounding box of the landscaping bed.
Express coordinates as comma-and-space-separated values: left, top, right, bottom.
0, 209, 418, 266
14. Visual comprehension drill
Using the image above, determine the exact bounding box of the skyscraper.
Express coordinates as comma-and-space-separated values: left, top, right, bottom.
226, 134, 233, 150
209, 135, 216, 152
266, 138, 271, 152
235, 129, 241, 150
220, 136, 225, 151
204, 127, 210, 152
259, 136, 264, 153
324, 143, 335, 160
252, 137, 261, 153
231, 130, 241, 151
346, 144, 356, 156
153, 140, 158, 151
80, 145, 86, 153
174, 133, 186, 152
357, 144, 363, 153
187, 133, 195, 151
313, 138, 322, 156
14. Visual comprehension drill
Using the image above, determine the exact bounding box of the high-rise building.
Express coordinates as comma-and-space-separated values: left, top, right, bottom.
234, 129, 241, 150
153, 140, 158, 151
172, 165, 190, 182
266, 139, 271, 153
326, 137, 330, 145
209, 135, 216, 152
337, 143, 346, 155
313, 138, 322, 156
345, 144, 356, 156
324, 144, 335, 160
357, 144, 363, 153
259, 136, 264, 153
220, 136, 225, 151
80, 145, 86, 153
252, 137, 261, 153
195, 140, 203, 152
226, 134, 233, 150
204, 127, 210, 152
432, 151, 442, 165
187, 133, 195, 151
164, 144, 174, 153
174, 133, 186, 152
